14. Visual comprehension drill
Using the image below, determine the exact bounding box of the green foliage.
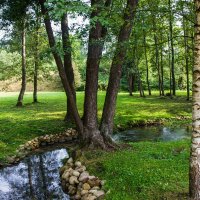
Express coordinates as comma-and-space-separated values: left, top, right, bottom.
0, 50, 21, 81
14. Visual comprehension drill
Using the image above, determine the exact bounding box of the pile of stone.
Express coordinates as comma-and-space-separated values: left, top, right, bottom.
18, 128, 78, 153
60, 158, 105, 200
7, 129, 78, 164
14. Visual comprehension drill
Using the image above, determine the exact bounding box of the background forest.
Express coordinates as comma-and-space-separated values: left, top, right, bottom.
0, 0, 194, 100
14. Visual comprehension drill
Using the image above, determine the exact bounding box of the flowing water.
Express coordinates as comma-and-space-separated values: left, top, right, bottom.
0, 148, 70, 200
113, 126, 191, 142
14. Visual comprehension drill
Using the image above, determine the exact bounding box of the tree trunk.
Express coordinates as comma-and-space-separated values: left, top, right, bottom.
39, 0, 83, 134
183, 16, 190, 101
160, 35, 165, 96
154, 35, 162, 96
33, 16, 39, 103
169, 0, 176, 96
128, 73, 134, 96
189, 1, 200, 199
142, 19, 151, 96
82, 0, 112, 148
100, 0, 139, 138
137, 68, 145, 97
16, 24, 26, 107
61, 13, 76, 122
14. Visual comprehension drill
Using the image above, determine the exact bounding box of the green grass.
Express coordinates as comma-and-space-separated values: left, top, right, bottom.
0, 91, 192, 199
85, 140, 190, 200
0, 91, 191, 161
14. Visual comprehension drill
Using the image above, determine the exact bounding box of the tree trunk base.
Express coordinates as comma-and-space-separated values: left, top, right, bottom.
16, 102, 23, 107
81, 127, 118, 150
64, 113, 74, 123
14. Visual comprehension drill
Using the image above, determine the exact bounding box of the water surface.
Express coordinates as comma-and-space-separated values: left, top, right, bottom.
113, 126, 191, 142
0, 148, 69, 200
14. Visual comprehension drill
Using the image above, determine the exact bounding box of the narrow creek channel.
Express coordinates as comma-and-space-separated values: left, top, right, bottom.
0, 148, 70, 200
0, 125, 192, 199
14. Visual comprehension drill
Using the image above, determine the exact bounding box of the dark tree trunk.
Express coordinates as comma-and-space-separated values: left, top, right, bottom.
82, 0, 112, 148
137, 68, 145, 97
33, 16, 39, 103
154, 35, 162, 96
100, 0, 139, 138
61, 13, 76, 122
142, 19, 151, 96
39, 0, 83, 134
128, 73, 135, 96
183, 16, 190, 101
33, 55, 38, 103
168, 35, 172, 97
169, 0, 176, 96
160, 35, 164, 96
16, 24, 26, 107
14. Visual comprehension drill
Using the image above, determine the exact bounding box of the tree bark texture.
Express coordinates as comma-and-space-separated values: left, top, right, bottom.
189, 1, 200, 199
61, 13, 76, 122
39, 0, 83, 134
33, 16, 39, 103
83, 0, 104, 131
82, 0, 112, 148
169, 0, 176, 96
183, 16, 190, 101
142, 19, 151, 96
100, 0, 139, 137
16, 24, 26, 107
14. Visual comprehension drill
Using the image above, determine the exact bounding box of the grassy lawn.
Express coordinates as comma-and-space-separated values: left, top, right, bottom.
0, 91, 191, 161
0, 91, 192, 199
85, 140, 190, 200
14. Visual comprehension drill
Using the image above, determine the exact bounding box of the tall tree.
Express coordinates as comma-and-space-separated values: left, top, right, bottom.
39, 0, 139, 148
168, 0, 176, 96
16, 21, 27, 106
189, 0, 200, 199
61, 13, 76, 122
100, 0, 139, 139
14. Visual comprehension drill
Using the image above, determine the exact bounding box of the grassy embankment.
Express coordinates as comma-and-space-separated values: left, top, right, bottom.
0, 91, 191, 199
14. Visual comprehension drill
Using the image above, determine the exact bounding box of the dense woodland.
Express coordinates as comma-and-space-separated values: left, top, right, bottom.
0, 0, 195, 98
1, 0, 200, 199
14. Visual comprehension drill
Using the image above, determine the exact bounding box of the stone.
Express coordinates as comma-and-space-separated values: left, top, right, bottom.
75, 161, 82, 167
81, 190, 88, 196
88, 178, 101, 187
93, 190, 105, 198
73, 170, 80, 177
77, 166, 86, 173
74, 194, 81, 200
67, 158, 73, 164
79, 171, 89, 182
88, 195, 96, 200
82, 183, 91, 190
69, 176, 79, 185
68, 185, 76, 195
62, 171, 70, 180
91, 187, 100, 190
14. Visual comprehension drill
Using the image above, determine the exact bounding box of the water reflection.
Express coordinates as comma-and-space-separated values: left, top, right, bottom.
113, 126, 191, 142
0, 149, 70, 200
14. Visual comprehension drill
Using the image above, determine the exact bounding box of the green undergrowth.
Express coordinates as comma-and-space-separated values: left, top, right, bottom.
0, 91, 191, 161
84, 140, 190, 200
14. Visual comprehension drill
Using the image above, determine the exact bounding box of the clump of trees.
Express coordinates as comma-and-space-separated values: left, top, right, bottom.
1, 0, 200, 198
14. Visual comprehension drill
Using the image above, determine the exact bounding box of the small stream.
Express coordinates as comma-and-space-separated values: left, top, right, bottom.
0, 148, 70, 200
113, 126, 191, 142
0, 126, 192, 200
